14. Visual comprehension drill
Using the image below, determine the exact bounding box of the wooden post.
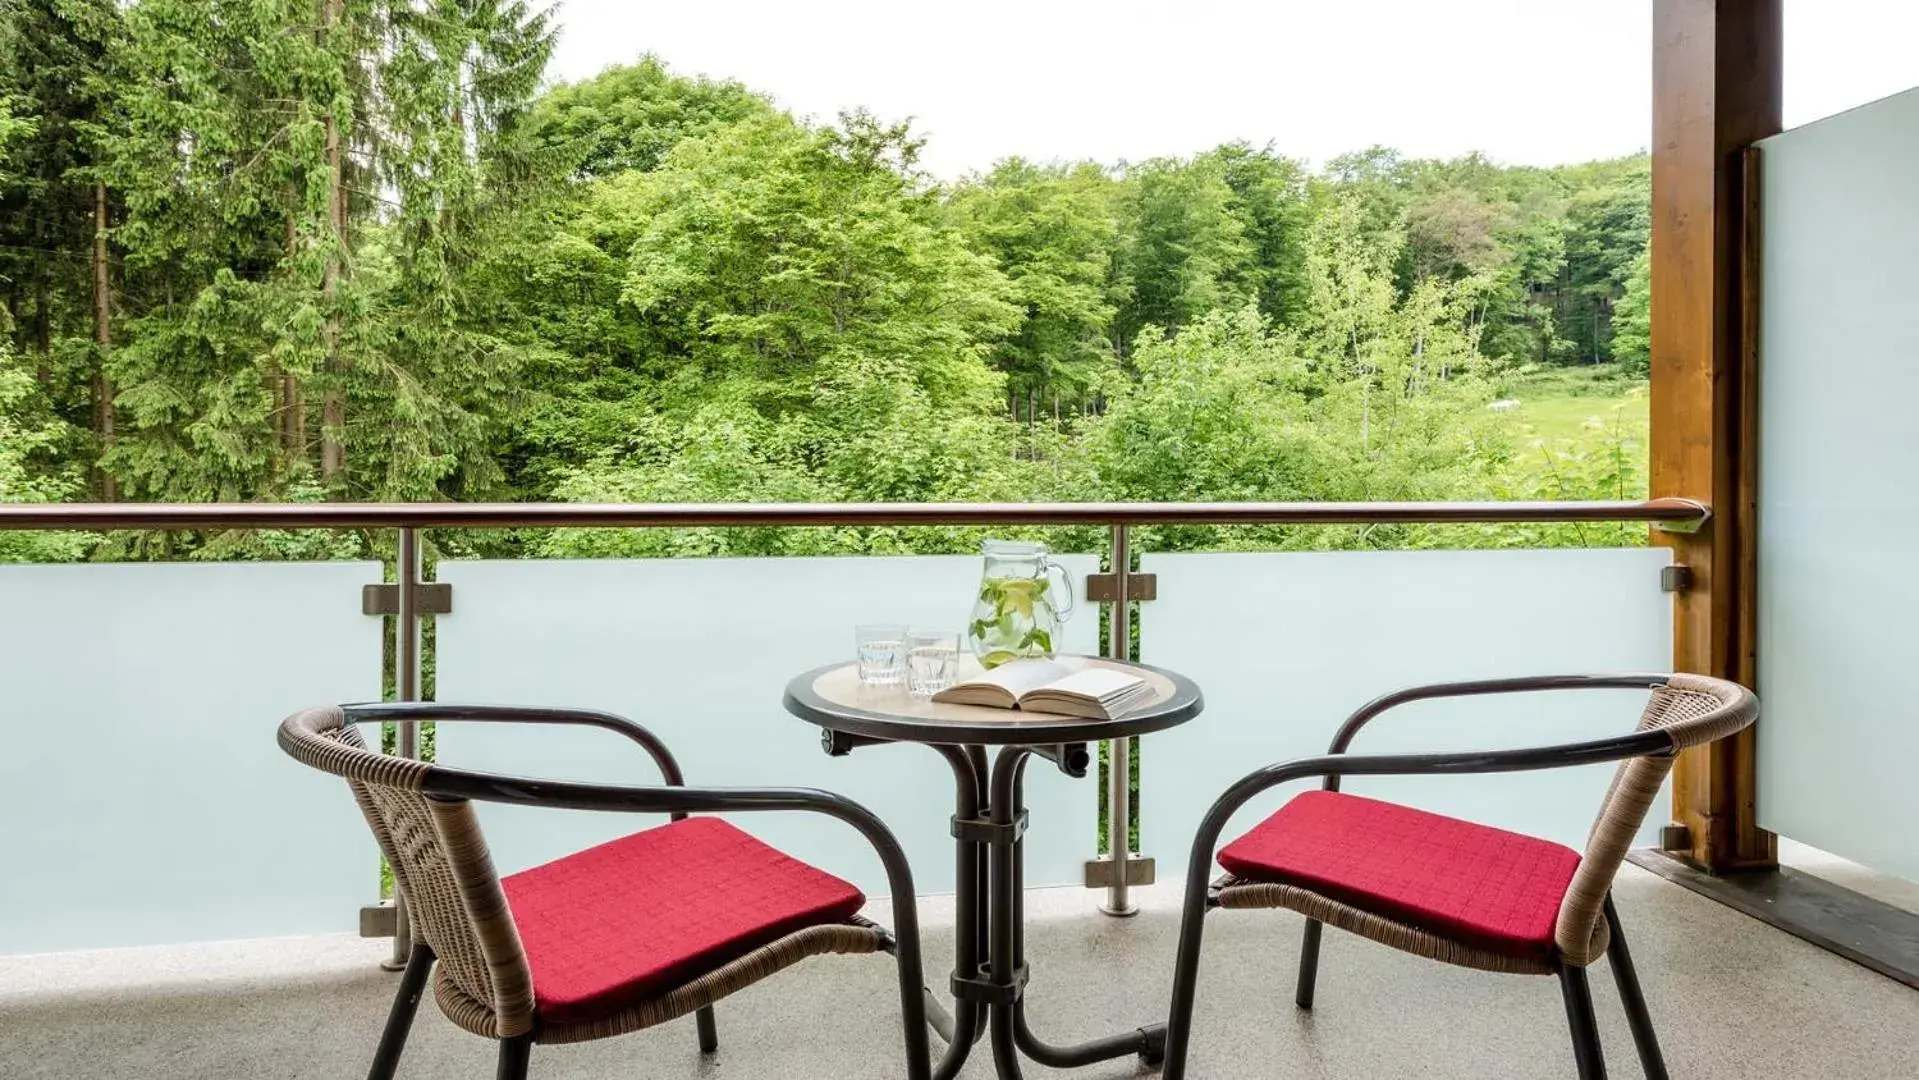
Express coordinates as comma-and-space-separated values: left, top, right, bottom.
1650, 0, 1781, 872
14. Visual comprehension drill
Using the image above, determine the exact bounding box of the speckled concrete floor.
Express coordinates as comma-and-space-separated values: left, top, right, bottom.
3, 864, 1916, 1079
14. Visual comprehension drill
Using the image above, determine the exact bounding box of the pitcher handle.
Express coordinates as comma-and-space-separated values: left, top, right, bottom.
1046, 559, 1076, 622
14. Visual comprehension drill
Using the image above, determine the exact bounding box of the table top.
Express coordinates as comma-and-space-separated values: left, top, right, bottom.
782, 655, 1203, 746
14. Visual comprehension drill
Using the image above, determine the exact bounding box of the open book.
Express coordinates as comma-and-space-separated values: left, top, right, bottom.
932, 658, 1153, 719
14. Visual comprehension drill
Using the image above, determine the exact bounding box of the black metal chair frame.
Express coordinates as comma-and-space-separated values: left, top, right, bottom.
334, 702, 934, 1080
1160, 674, 1703, 1080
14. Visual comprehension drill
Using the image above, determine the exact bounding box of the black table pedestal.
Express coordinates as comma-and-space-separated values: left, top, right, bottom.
856, 739, 1166, 1080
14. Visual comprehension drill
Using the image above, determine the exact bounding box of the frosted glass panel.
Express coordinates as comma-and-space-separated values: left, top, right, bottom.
1140, 549, 1673, 870
436, 555, 1099, 895
1755, 88, 1919, 883
0, 563, 382, 954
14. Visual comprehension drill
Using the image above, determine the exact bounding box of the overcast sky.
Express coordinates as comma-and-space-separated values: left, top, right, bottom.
543, 1, 1919, 177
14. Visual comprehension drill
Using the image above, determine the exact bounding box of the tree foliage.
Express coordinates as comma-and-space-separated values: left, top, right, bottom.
526, 54, 771, 179
1, 26, 1655, 561
944, 158, 1120, 409
1611, 248, 1652, 376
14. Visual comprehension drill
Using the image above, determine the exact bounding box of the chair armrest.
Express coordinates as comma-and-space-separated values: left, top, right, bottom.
342, 702, 686, 787
1180, 726, 1678, 910
1322, 674, 1670, 790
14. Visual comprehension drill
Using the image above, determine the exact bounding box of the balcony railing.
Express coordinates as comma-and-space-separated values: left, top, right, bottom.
0, 498, 1702, 959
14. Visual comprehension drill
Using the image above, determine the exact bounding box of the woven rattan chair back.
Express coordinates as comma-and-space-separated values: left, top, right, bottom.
279, 705, 536, 1037
1554, 674, 1758, 963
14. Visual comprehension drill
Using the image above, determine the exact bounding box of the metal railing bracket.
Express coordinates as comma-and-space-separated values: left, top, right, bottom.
1650, 499, 1711, 535
361, 582, 452, 616
1086, 572, 1157, 603
1084, 856, 1156, 889
359, 902, 397, 939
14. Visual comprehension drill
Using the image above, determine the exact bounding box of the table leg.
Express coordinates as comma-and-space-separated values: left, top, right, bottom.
995, 746, 1168, 1071
987, 746, 1031, 1080
930, 745, 991, 1080
966, 743, 992, 1003
917, 740, 1162, 1080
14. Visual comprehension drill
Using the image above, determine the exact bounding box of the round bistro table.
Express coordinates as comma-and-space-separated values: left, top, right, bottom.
783, 656, 1203, 1080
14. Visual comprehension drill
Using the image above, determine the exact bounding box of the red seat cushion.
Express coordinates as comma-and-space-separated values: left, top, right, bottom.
1217, 790, 1582, 958
500, 816, 866, 1025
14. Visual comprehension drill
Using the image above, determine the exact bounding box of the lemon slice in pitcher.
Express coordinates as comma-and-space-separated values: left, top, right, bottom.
990, 578, 1041, 617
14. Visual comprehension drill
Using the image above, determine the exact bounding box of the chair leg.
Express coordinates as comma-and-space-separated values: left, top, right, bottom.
1294, 918, 1323, 1010
367, 943, 433, 1080
1160, 889, 1216, 1079
496, 1033, 533, 1080
1604, 894, 1669, 1080
696, 1005, 718, 1054
1557, 961, 1608, 1080
892, 948, 934, 1080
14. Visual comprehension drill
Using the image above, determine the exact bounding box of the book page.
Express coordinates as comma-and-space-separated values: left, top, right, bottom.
952, 657, 1074, 697
1022, 667, 1144, 703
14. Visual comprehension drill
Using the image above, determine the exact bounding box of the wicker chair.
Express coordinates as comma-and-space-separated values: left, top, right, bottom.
278, 702, 933, 1080
1159, 673, 1759, 1080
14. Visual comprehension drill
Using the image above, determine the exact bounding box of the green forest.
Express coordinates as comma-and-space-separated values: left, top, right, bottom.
1, 0, 1654, 561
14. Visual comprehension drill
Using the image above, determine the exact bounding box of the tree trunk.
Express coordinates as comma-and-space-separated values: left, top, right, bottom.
91, 181, 117, 501
319, 0, 347, 492
27, 205, 51, 383
447, 98, 465, 235
1028, 389, 1038, 459
275, 207, 305, 463
286, 374, 305, 457
1361, 382, 1371, 452
32, 279, 51, 385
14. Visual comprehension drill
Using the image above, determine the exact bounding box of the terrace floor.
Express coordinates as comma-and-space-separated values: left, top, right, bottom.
4, 861, 1917, 1080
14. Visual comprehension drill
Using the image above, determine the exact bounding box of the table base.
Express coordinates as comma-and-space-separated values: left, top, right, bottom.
836, 737, 1166, 1080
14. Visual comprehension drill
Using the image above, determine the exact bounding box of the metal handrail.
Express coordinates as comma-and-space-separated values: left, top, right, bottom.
0, 497, 1709, 531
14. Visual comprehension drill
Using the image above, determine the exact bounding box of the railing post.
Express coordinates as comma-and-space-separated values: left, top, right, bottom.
1102, 524, 1136, 917
386, 526, 422, 968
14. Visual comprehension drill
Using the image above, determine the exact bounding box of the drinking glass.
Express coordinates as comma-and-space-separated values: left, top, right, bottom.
855, 623, 907, 686
905, 628, 962, 698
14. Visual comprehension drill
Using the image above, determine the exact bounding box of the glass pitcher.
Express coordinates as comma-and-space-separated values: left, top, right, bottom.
967, 539, 1075, 667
